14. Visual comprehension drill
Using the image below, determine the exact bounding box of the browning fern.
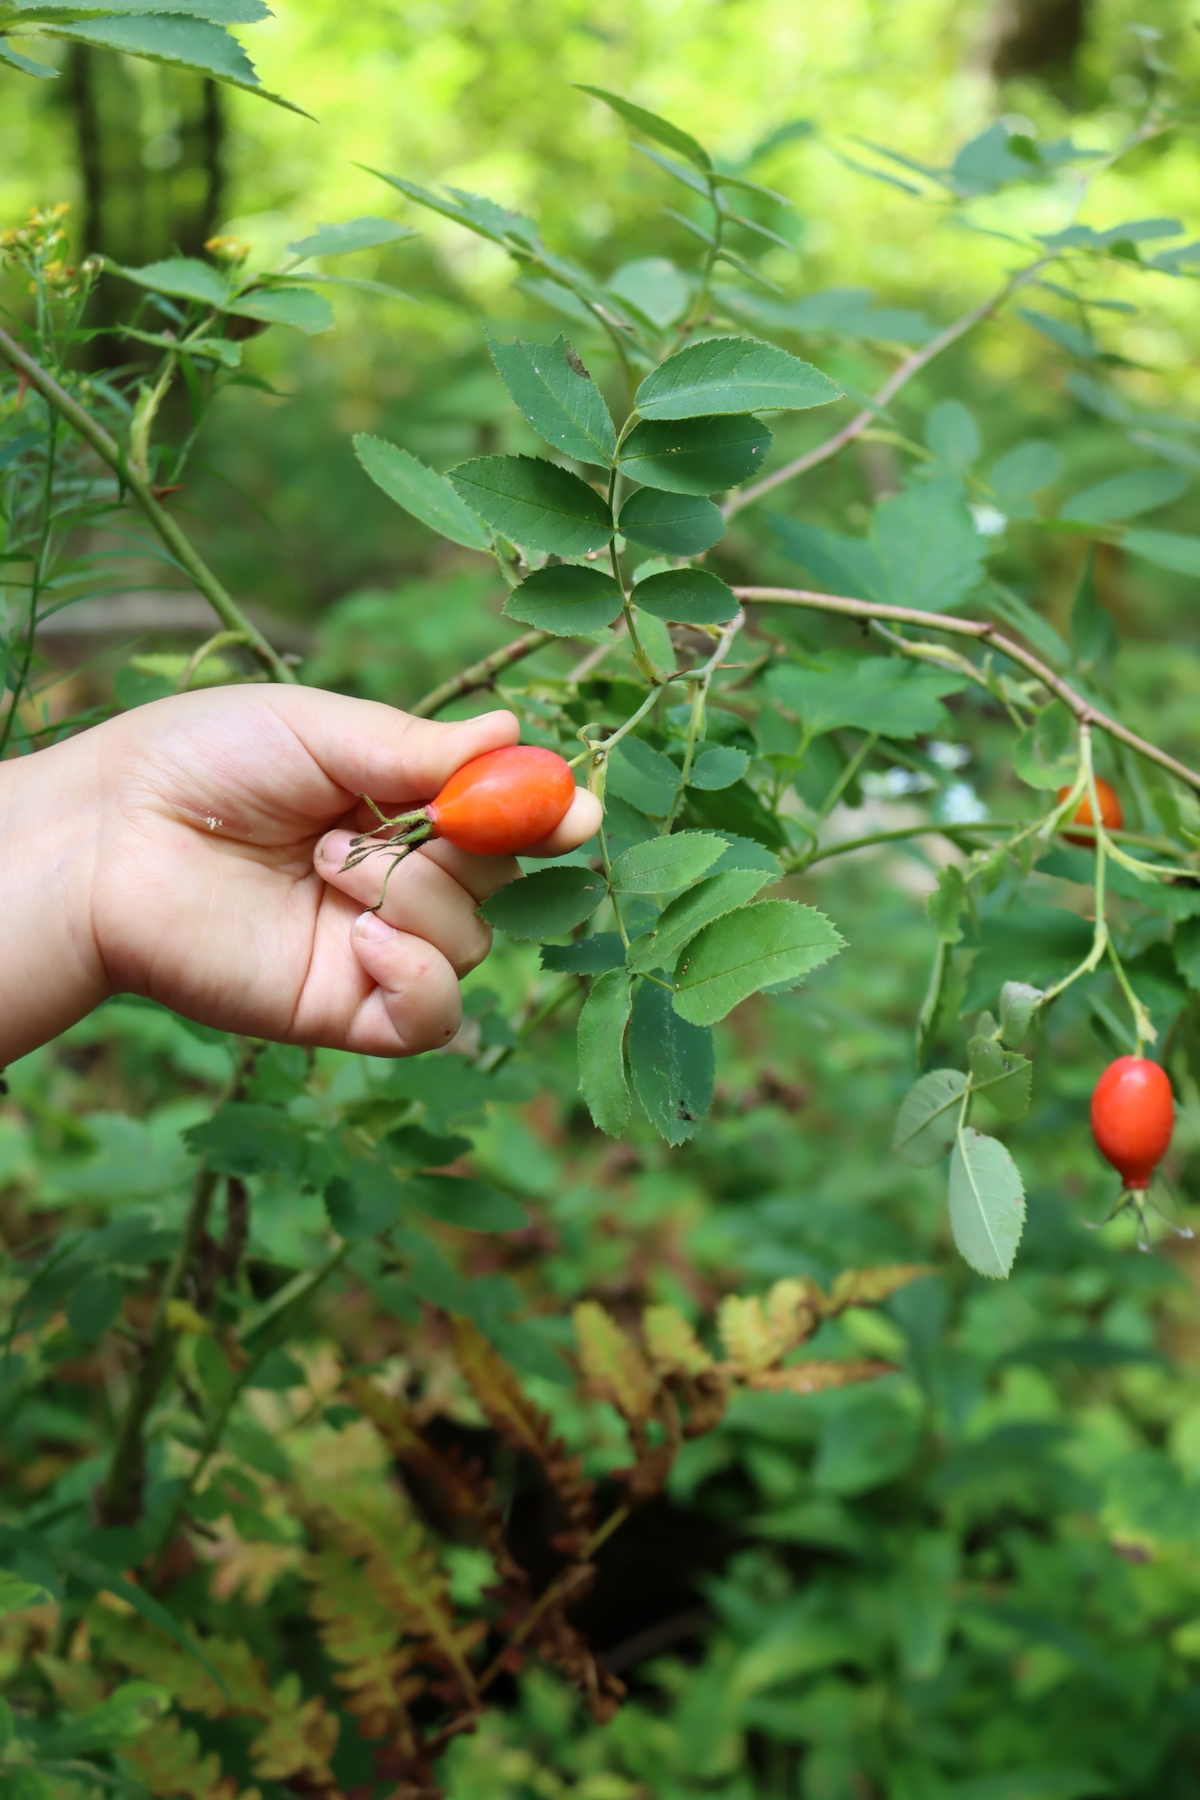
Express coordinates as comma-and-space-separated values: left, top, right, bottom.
123, 1713, 261, 1800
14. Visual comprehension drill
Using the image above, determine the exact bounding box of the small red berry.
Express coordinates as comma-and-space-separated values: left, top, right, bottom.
1090, 1056, 1173, 1191
1057, 776, 1123, 847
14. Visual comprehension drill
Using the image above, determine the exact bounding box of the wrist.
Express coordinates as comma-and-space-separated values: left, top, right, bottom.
0, 734, 109, 1064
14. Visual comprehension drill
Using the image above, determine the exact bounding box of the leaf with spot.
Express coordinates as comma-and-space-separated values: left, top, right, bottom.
618, 413, 772, 494
628, 977, 714, 1144
486, 330, 617, 466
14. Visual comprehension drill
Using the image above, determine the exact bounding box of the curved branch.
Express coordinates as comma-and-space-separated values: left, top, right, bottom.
0, 326, 295, 684
734, 584, 1200, 797
410, 627, 554, 718
724, 258, 1048, 520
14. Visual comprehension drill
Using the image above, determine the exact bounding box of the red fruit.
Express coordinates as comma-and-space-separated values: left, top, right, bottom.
1056, 776, 1123, 847
1090, 1056, 1173, 1191
427, 745, 576, 856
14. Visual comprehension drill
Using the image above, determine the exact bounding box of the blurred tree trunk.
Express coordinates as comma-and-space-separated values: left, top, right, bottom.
62, 44, 225, 356
992, 0, 1089, 84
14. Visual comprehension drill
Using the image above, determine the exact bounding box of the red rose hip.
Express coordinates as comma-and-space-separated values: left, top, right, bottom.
427, 745, 576, 855
1090, 1056, 1173, 1191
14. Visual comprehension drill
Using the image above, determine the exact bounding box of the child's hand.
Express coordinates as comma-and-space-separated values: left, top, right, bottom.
0, 686, 601, 1064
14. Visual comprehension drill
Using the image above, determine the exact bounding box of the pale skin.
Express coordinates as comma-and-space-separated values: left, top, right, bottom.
0, 686, 603, 1066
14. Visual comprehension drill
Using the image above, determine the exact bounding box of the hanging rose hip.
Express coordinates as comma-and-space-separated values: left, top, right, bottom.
343, 744, 577, 904
1090, 1055, 1173, 1191
1057, 776, 1123, 847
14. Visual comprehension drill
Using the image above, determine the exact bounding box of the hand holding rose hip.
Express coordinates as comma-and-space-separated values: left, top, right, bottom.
0, 686, 601, 1065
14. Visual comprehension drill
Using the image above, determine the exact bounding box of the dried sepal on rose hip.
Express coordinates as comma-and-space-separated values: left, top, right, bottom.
1088, 1055, 1189, 1249
343, 744, 577, 905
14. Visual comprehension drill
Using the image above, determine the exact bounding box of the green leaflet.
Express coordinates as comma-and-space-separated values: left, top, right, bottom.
967, 1036, 1032, 1123
630, 567, 738, 624
618, 486, 725, 556
486, 330, 617, 466
773, 477, 986, 614
766, 656, 966, 740
479, 867, 607, 940
626, 868, 772, 973
689, 745, 750, 789
617, 413, 772, 494
406, 1175, 528, 1233
503, 565, 623, 635
288, 217, 412, 258
228, 286, 334, 333
1123, 529, 1200, 577
948, 1128, 1026, 1279
634, 335, 841, 419
575, 85, 712, 171
577, 969, 633, 1136
449, 455, 612, 556
893, 1069, 968, 1166
1059, 466, 1188, 525
628, 978, 714, 1145
109, 257, 231, 307
354, 436, 492, 552
671, 898, 843, 1025
609, 831, 726, 895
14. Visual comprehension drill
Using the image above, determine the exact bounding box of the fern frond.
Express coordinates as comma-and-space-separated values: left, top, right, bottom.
824, 1263, 931, 1314
448, 1314, 594, 1537
716, 1293, 778, 1376
573, 1302, 657, 1423
643, 1305, 714, 1379
122, 1714, 259, 1800
305, 1548, 422, 1740
748, 1358, 896, 1393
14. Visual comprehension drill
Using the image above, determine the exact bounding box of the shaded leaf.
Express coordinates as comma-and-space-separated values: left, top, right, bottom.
480, 866, 607, 940
618, 412, 772, 494
948, 1128, 1025, 1279
968, 1035, 1033, 1122
1123, 528, 1200, 577
766, 655, 966, 740
1060, 466, 1188, 525
109, 256, 230, 307
893, 1069, 968, 1166
618, 486, 725, 556
689, 745, 751, 789
630, 566, 737, 624
406, 1175, 528, 1232
288, 216, 412, 257
577, 969, 633, 1136
503, 564, 622, 635
228, 285, 333, 333
449, 455, 612, 555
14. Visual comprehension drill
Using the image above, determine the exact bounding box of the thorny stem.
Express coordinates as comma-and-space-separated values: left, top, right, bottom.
411, 628, 554, 719
785, 818, 1178, 873
0, 411, 57, 759
0, 326, 295, 684
734, 586, 1200, 798
724, 259, 1050, 518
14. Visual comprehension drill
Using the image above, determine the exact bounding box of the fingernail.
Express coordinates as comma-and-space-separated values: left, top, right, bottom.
354, 910, 394, 940
313, 833, 333, 864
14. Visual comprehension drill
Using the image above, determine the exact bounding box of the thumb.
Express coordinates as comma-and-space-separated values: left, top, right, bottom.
264, 688, 520, 805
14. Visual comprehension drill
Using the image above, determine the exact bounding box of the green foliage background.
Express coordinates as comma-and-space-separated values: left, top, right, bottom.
4, 4, 1200, 1798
